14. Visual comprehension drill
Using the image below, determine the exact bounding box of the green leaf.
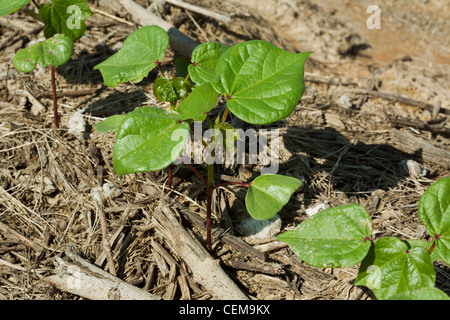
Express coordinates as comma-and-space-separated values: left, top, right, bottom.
387, 287, 450, 300
245, 174, 302, 220
213, 40, 312, 124
153, 76, 192, 104
355, 237, 436, 300
39, 0, 93, 41
175, 57, 190, 79
13, 34, 73, 72
113, 107, 189, 175
176, 83, 218, 121
407, 239, 442, 262
188, 41, 229, 86
418, 176, 450, 264
277, 204, 372, 268
94, 25, 169, 88
93, 115, 126, 133
0, 0, 30, 17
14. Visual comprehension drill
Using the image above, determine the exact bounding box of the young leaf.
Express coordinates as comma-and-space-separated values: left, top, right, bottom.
13, 34, 73, 72
93, 115, 126, 133
188, 41, 229, 86
176, 83, 218, 121
39, 0, 93, 41
94, 25, 169, 88
277, 204, 372, 268
418, 176, 450, 264
113, 107, 189, 175
0, 0, 30, 17
174, 57, 190, 79
407, 239, 442, 262
355, 237, 435, 300
153, 77, 192, 104
387, 287, 450, 300
213, 40, 312, 124
245, 174, 302, 220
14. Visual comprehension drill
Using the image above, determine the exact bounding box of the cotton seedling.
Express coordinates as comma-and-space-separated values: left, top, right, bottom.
278, 176, 450, 300
1, 0, 93, 127
93, 25, 311, 251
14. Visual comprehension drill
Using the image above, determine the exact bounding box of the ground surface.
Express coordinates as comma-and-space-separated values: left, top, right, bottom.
0, 0, 449, 300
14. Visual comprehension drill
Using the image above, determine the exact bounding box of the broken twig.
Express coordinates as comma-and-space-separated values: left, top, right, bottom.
153, 201, 249, 300
45, 244, 161, 300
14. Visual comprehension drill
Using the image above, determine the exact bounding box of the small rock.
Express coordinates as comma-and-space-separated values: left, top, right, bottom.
324, 112, 345, 128
305, 201, 331, 217
399, 159, 427, 177
336, 94, 353, 109
41, 176, 57, 195
102, 182, 122, 199
90, 186, 104, 204
236, 215, 282, 240
91, 183, 122, 205
27, 173, 57, 195
68, 110, 86, 140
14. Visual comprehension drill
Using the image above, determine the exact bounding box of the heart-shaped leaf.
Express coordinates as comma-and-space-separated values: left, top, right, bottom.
0, 0, 30, 17
13, 34, 73, 72
93, 115, 126, 133
39, 0, 93, 41
94, 25, 169, 88
418, 176, 450, 264
213, 40, 312, 124
176, 83, 218, 121
277, 204, 372, 268
355, 237, 435, 300
153, 76, 192, 104
387, 287, 450, 300
188, 41, 229, 86
113, 107, 189, 175
245, 174, 302, 220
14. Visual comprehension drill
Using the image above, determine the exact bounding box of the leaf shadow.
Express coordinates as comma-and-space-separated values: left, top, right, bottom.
55, 45, 116, 85
277, 125, 419, 223
83, 90, 148, 117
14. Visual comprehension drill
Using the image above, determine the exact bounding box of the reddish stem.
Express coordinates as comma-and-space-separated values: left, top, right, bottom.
181, 158, 251, 251
156, 60, 164, 77
184, 163, 207, 186
428, 235, 440, 255
50, 66, 59, 128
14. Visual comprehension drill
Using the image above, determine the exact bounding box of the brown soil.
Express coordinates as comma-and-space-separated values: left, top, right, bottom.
0, 0, 449, 300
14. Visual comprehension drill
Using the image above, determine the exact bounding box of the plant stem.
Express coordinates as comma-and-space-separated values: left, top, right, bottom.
31, 0, 40, 9
204, 111, 216, 251
50, 66, 59, 128
221, 107, 229, 123
184, 73, 190, 83
183, 162, 207, 186
428, 237, 438, 255
156, 60, 165, 77
206, 162, 214, 251
428, 233, 441, 255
